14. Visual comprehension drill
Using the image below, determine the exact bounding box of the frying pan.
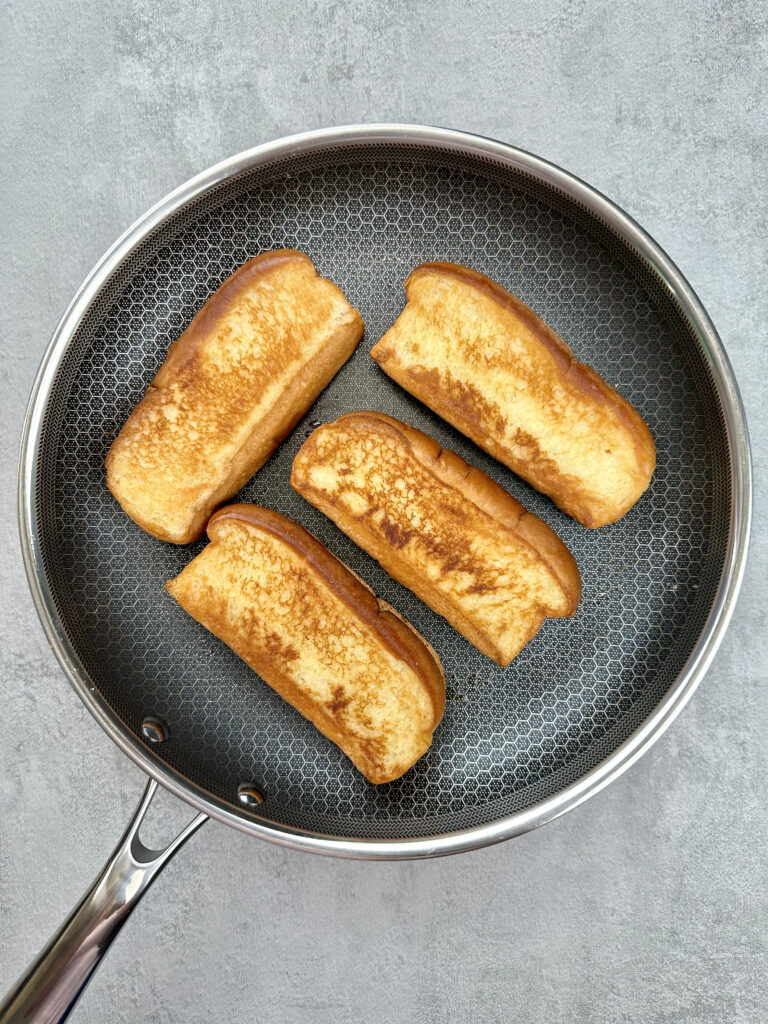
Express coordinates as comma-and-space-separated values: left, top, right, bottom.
2, 125, 751, 1023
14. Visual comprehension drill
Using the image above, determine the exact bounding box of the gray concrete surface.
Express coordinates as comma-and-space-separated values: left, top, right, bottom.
1, 2, 766, 1021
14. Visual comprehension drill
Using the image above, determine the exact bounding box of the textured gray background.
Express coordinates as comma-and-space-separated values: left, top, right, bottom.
1, 1, 766, 1022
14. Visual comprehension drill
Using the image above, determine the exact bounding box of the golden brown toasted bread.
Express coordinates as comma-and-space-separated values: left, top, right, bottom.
166, 505, 445, 784
107, 251, 364, 544
291, 412, 581, 666
370, 262, 656, 528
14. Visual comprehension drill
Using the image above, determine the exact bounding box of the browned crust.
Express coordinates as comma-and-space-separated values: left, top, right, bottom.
406, 262, 582, 378
370, 261, 656, 528
405, 262, 652, 451
153, 251, 311, 386
206, 504, 446, 731
331, 412, 581, 612
106, 251, 364, 544
291, 413, 581, 665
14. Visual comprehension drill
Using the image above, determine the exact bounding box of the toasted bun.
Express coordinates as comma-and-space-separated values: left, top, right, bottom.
107, 251, 363, 544
291, 412, 581, 666
370, 261, 655, 528
166, 504, 444, 784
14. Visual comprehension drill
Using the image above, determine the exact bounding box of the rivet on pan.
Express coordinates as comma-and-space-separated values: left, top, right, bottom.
141, 717, 169, 744
237, 784, 266, 809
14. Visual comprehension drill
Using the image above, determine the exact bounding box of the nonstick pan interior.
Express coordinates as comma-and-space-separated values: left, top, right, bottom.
31, 137, 735, 842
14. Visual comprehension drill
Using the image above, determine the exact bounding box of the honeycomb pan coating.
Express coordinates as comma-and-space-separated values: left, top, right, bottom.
36, 143, 729, 839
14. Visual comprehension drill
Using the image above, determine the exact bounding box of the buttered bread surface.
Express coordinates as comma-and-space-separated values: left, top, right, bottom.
370, 262, 655, 528
166, 505, 445, 784
292, 412, 581, 666
107, 250, 363, 544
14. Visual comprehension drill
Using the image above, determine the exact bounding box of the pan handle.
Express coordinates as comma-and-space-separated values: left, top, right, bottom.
0, 778, 207, 1024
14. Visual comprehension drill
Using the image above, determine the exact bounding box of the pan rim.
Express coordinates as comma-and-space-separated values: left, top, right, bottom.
17, 123, 752, 859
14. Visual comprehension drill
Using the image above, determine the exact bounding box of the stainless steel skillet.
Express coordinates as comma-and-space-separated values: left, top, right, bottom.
3, 125, 751, 1023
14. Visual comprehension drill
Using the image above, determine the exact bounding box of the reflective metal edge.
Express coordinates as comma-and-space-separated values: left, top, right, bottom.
17, 124, 752, 860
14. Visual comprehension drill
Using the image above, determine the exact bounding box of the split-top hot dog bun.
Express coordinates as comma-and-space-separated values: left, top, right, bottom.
166, 505, 445, 784
292, 412, 581, 666
107, 251, 363, 544
370, 262, 655, 528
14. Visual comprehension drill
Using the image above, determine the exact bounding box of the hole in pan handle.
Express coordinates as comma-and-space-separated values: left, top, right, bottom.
0, 778, 207, 1024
